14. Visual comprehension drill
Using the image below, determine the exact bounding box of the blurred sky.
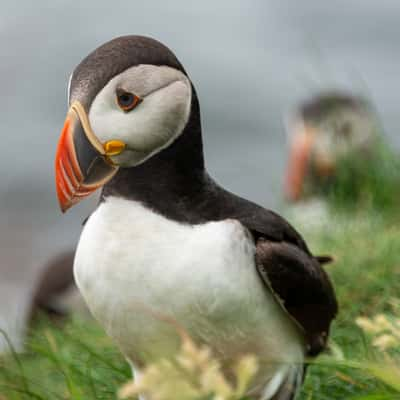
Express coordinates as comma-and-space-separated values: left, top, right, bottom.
1, 0, 400, 303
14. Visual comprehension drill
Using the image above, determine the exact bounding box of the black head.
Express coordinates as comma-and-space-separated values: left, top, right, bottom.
69, 35, 187, 109
55, 35, 204, 212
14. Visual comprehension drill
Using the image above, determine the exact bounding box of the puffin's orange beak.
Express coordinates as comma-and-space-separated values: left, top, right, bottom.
55, 102, 122, 212
284, 126, 315, 202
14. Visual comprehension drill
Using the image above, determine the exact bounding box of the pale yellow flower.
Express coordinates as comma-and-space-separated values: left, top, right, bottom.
118, 334, 259, 400
355, 317, 380, 334
356, 298, 400, 354
373, 334, 398, 351
233, 355, 259, 397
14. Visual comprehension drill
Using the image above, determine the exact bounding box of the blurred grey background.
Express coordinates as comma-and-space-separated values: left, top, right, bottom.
1, 0, 400, 346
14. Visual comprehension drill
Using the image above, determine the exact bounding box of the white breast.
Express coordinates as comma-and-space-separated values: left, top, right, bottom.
74, 196, 305, 396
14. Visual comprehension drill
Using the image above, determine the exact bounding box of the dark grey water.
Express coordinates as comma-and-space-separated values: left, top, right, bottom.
0, 0, 399, 348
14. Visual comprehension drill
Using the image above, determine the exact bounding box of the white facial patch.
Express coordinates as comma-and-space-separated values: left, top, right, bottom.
88, 65, 192, 167
67, 72, 73, 106
312, 108, 379, 161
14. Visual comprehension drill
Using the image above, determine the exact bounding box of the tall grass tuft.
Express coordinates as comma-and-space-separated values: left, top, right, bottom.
318, 140, 400, 215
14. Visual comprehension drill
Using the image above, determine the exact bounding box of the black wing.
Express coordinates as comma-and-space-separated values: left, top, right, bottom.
255, 238, 338, 356
205, 184, 338, 356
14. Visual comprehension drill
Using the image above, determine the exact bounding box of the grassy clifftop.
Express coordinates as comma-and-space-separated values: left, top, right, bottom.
2, 166, 400, 400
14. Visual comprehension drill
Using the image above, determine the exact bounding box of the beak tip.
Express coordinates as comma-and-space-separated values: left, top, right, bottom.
57, 198, 68, 214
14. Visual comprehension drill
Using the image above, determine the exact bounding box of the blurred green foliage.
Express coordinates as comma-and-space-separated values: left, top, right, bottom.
318, 140, 400, 215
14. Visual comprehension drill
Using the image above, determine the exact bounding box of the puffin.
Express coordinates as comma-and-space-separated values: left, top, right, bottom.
54, 36, 337, 400
0, 251, 76, 354
284, 92, 381, 202
32, 250, 79, 318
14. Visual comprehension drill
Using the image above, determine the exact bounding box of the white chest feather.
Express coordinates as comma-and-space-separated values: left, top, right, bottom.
74, 196, 304, 395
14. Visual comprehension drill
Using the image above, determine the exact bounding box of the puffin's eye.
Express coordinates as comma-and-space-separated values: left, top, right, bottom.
116, 89, 142, 112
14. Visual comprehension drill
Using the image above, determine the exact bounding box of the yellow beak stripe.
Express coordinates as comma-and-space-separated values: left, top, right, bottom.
104, 140, 126, 156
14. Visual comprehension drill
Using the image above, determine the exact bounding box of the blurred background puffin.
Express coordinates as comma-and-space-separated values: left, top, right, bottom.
284, 91, 382, 204
281, 91, 400, 226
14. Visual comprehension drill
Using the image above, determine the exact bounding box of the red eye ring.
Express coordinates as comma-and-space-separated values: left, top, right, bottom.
116, 89, 142, 112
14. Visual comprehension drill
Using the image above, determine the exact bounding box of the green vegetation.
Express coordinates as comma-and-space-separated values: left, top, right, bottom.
1, 155, 400, 399
0, 318, 130, 399
318, 140, 400, 215
297, 213, 400, 400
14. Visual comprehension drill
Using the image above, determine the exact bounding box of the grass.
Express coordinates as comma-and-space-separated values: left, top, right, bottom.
1, 152, 400, 399
296, 213, 400, 400
314, 139, 400, 215
0, 318, 130, 399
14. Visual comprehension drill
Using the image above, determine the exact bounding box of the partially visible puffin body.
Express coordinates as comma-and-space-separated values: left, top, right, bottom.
31, 251, 86, 319
54, 36, 337, 400
0, 251, 78, 355
284, 92, 381, 202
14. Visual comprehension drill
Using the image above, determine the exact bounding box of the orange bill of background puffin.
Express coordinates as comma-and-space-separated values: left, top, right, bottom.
283, 125, 316, 201
55, 101, 125, 212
